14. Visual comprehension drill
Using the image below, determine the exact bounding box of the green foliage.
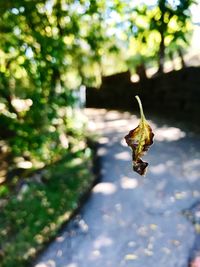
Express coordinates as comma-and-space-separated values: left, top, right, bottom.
0, 0, 131, 171
0, 0, 111, 173
126, 0, 194, 72
0, 149, 93, 267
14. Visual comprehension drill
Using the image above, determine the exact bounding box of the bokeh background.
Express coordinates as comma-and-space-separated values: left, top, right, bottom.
0, 1, 200, 267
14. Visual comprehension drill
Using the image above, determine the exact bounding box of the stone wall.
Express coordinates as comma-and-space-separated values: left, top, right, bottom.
86, 67, 200, 124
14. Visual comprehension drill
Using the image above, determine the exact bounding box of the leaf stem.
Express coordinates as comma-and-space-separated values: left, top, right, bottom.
135, 95, 145, 121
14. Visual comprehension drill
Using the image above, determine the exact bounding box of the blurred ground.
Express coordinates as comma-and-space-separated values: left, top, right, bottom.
33, 108, 200, 267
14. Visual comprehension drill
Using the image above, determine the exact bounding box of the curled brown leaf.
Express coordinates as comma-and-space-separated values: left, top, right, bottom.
124, 96, 154, 175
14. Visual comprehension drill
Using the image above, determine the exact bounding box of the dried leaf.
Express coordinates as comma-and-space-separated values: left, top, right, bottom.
124, 95, 154, 175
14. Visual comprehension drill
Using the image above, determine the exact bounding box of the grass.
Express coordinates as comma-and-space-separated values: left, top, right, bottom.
0, 147, 94, 267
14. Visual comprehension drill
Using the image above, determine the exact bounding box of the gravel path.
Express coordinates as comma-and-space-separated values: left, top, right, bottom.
34, 109, 200, 267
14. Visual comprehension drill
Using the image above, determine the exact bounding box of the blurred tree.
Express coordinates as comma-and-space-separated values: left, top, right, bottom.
0, 0, 116, 187
151, 0, 194, 73
127, 0, 194, 75
127, 5, 158, 77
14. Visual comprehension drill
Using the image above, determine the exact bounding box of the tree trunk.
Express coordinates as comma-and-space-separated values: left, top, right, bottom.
178, 48, 186, 68
157, 31, 165, 73
157, 0, 166, 74
169, 51, 175, 71
136, 63, 147, 80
